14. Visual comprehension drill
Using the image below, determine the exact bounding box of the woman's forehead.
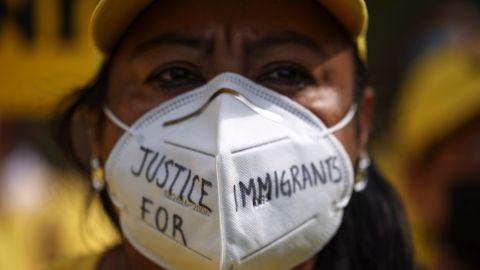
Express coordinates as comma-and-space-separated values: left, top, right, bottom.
119, 0, 350, 54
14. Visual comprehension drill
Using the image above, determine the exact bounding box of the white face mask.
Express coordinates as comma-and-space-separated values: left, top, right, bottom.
103, 73, 356, 270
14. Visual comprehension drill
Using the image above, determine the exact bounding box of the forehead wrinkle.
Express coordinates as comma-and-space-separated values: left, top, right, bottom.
246, 31, 328, 59
133, 32, 214, 57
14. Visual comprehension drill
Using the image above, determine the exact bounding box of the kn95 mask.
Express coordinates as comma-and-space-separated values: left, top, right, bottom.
103, 72, 356, 270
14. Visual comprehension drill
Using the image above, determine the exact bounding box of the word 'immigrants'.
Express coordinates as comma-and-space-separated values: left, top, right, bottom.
233, 156, 343, 211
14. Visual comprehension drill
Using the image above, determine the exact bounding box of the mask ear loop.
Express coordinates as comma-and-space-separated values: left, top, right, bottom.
101, 106, 142, 212
320, 105, 357, 211
319, 104, 358, 138
103, 106, 144, 143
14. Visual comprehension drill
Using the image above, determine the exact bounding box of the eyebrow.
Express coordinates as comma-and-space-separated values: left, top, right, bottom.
134, 32, 214, 56
247, 31, 327, 59
134, 31, 327, 59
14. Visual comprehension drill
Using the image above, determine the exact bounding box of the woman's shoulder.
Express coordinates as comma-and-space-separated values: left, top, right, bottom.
45, 253, 103, 270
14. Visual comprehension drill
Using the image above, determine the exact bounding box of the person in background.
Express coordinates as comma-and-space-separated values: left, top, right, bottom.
376, 38, 480, 270
0, 1, 119, 269
50, 0, 414, 269
0, 117, 119, 270
372, 2, 480, 269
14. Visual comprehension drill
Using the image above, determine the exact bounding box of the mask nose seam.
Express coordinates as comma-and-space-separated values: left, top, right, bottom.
162, 88, 283, 127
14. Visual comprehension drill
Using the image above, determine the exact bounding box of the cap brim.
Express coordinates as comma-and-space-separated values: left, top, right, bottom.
91, 0, 367, 58
91, 0, 154, 54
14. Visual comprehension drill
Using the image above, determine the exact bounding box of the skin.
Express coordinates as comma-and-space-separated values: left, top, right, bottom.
88, 0, 375, 269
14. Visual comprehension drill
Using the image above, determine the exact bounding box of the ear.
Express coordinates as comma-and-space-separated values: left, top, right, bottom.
357, 87, 375, 157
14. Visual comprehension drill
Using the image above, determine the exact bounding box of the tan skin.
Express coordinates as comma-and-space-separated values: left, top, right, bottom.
87, 0, 375, 269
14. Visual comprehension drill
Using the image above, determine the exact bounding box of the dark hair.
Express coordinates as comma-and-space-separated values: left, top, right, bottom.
315, 164, 414, 270
54, 55, 118, 226
54, 45, 413, 269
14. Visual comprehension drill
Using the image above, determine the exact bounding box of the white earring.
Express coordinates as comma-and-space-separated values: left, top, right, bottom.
91, 157, 105, 192
354, 156, 370, 192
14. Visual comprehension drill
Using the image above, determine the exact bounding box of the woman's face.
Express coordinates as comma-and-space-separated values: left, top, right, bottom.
98, 0, 371, 176
93, 1, 373, 268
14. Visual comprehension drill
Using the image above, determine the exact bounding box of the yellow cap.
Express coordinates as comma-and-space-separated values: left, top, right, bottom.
392, 38, 480, 163
90, 0, 368, 60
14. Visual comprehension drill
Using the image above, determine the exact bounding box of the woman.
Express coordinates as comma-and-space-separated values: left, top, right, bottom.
53, 0, 413, 269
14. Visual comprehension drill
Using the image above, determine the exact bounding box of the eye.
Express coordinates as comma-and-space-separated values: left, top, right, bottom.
256, 62, 314, 91
145, 63, 206, 91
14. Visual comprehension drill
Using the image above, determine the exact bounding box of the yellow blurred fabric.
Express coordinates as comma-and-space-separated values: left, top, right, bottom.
0, 172, 119, 270
391, 39, 480, 164
90, 0, 368, 60
1, 1, 114, 266
0, 0, 100, 118
374, 38, 480, 267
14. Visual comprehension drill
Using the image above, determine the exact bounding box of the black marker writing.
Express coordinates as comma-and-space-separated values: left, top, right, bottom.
146, 153, 166, 183
141, 196, 187, 246
239, 178, 256, 208
199, 179, 212, 213
131, 146, 153, 176
233, 155, 343, 210
169, 163, 186, 194
130, 146, 213, 214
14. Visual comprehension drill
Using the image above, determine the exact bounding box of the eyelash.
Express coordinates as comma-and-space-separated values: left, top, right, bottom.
256, 62, 314, 91
145, 62, 205, 91
144, 61, 314, 92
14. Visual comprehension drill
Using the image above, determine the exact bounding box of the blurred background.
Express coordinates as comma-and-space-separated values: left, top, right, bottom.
0, 0, 479, 269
